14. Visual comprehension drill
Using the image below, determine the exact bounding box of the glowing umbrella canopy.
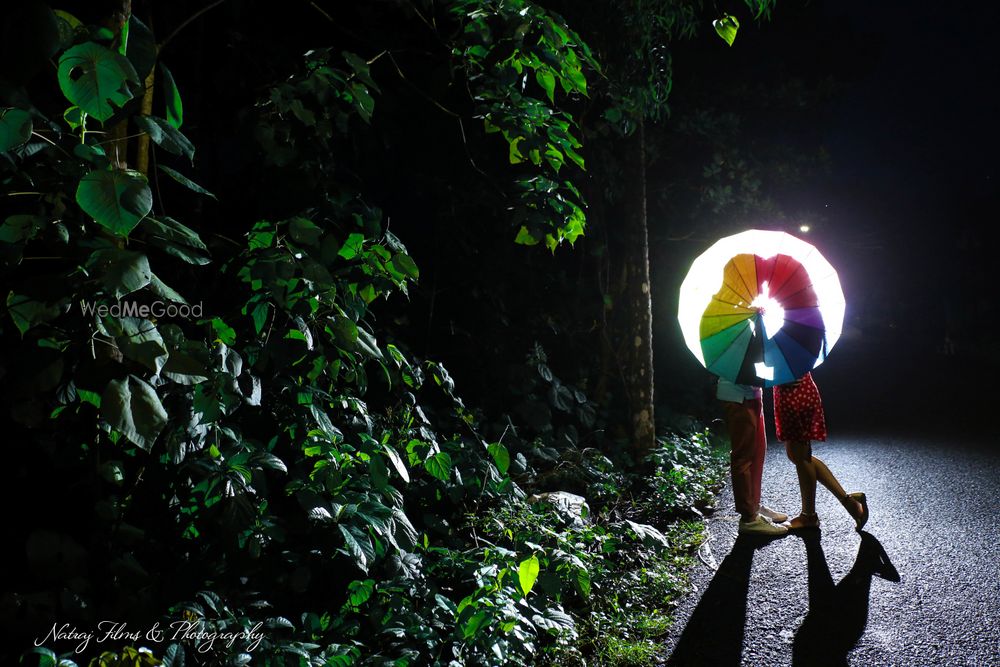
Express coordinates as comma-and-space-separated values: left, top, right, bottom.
677, 229, 845, 387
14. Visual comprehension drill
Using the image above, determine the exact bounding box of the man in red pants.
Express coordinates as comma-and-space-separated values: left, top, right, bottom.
718, 378, 789, 535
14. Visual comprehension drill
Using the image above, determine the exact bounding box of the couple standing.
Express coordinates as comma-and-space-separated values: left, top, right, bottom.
720, 371, 869, 536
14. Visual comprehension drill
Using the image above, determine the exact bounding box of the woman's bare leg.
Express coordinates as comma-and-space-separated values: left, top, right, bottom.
785, 440, 818, 527
801, 452, 865, 523
813, 456, 847, 500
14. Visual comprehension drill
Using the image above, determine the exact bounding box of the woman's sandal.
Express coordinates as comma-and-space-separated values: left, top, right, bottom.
787, 512, 820, 531
846, 492, 869, 531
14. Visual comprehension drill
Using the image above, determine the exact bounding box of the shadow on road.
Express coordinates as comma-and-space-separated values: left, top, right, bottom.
667, 534, 779, 666
665, 532, 899, 666
792, 531, 900, 667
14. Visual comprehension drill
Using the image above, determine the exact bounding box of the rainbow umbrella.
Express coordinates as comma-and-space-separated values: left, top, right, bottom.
677, 229, 845, 387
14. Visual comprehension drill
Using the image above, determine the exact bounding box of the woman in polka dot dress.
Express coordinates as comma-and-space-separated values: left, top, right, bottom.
774, 371, 869, 531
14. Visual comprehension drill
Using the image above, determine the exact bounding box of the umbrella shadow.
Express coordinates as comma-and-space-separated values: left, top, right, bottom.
792, 531, 900, 667
666, 533, 779, 666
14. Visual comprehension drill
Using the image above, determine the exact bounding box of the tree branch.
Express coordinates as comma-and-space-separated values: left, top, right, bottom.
158, 0, 228, 51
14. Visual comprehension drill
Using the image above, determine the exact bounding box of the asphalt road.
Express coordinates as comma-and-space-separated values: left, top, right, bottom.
657, 427, 1000, 666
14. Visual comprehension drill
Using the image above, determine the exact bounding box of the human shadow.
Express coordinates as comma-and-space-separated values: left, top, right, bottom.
666, 534, 779, 666
792, 531, 900, 666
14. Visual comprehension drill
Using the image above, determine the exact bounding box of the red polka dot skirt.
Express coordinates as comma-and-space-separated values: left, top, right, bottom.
773, 371, 827, 443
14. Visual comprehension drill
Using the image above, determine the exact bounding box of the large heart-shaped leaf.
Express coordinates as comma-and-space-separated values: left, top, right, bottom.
103, 317, 168, 375
713, 14, 740, 47
58, 42, 139, 122
77, 169, 152, 235
423, 451, 453, 481
159, 324, 209, 385
87, 249, 152, 298
101, 375, 168, 451
0, 108, 33, 152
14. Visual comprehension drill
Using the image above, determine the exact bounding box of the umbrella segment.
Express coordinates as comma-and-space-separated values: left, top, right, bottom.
699, 253, 828, 387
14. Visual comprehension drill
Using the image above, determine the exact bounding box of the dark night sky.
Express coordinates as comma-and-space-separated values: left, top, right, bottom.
754, 1, 999, 336
823, 1, 1000, 222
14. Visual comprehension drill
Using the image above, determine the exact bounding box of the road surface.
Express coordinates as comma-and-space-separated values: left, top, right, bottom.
658, 425, 1000, 666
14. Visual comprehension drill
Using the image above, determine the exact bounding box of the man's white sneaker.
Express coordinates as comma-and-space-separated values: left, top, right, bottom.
738, 514, 789, 536
758, 505, 789, 523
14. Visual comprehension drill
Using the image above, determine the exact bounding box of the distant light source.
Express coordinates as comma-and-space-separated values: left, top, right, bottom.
799, 224, 811, 233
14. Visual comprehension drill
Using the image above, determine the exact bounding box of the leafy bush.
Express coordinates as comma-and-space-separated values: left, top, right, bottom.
1, 3, 728, 666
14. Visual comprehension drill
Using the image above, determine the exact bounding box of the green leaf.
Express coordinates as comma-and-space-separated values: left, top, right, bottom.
76, 169, 153, 236
533, 607, 575, 632
369, 452, 389, 490
383, 444, 409, 483
58, 41, 139, 122
148, 272, 187, 304
73, 143, 110, 168
79, 389, 102, 408
126, 15, 157, 80
0, 215, 43, 243
26, 647, 58, 667
160, 336, 209, 385
514, 226, 539, 246
53, 10, 86, 50
161, 644, 184, 667
338, 524, 372, 573
138, 216, 210, 265
356, 327, 383, 360
0, 108, 32, 152
63, 105, 85, 130
346, 579, 375, 608
389, 253, 419, 280
423, 451, 452, 481
518, 555, 540, 597
329, 314, 359, 348
159, 64, 183, 129
564, 64, 587, 94
343, 51, 379, 91
536, 69, 556, 103
89, 249, 152, 298
288, 216, 322, 247
509, 136, 525, 164
101, 375, 168, 451
463, 610, 489, 639
249, 302, 269, 334
134, 115, 195, 161
158, 165, 216, 199
487, 443, 510, 474
338, 233, 365, 260
575, 568, 591, 597
348, 82, 374, 122
107, 317, 169, 374
713, 15, 740, 47
210, 317, 236, 345
6, 292, 61, 335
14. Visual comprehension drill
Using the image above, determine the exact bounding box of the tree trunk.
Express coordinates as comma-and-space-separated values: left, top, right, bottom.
136, 67, 156, 174
103, 0, 132, 170
590, 120, 656, 462
620, 119, 656, 461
